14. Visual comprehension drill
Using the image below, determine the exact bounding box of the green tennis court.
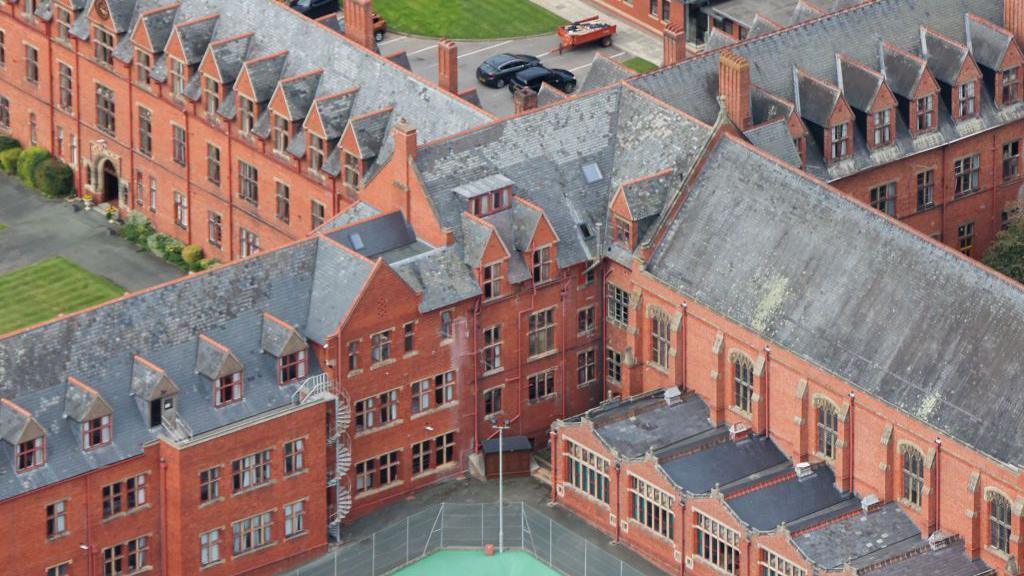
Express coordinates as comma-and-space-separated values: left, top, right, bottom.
394, 550, 560, 575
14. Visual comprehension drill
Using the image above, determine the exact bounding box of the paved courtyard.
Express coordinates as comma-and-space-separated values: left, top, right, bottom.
0, 176, 181, 293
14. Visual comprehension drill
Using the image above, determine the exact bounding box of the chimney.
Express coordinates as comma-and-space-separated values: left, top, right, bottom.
662, 23, 686, 67
343, 0, 376, 51
1008, 0, 1024, 49
392, 119, 416, 216
513, 87, 538, 114
718, 50, 752, 130
669, 0, 686, 31
393, 118, 417, 164
438, 39, 459, 94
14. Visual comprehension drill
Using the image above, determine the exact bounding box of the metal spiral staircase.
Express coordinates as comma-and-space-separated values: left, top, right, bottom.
293, 373, 352, 541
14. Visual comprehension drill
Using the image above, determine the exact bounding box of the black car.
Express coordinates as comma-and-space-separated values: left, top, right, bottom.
509, 66, 577, 94
476, 54, 541, 88
284, 0, 338, 19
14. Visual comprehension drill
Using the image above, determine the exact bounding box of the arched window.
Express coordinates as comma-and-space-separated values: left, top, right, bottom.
815, 399, 839, 459
989, 492, 1013, 554
733, 356, 753, 413
901, 445, 925, 506
650, 309, 670, 370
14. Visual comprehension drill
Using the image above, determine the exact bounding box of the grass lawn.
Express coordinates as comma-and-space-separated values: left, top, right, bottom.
622, 57, 658, 74
0, 257, 125, 335
373, 0, 566, 39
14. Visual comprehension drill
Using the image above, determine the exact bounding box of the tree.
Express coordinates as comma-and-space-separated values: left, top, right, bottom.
983, 208, 1024, 283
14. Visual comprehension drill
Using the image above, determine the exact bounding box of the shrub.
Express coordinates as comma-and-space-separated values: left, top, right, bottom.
182, 244, 204, 266
0, 135, 21, 153
17, 146, 50, 187
0, 147, 21, 175
147, 233, 172, 258
120, 211, 155, 247
198, 258, 218, 271
32, 158, 74, 198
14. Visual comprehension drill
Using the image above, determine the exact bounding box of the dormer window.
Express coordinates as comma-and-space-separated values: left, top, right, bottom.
239, 96, 256, 133
17, 436, 44, 472
612, 215, 631, 247
93, 27, 115, 66
203, 75, 221, 116
532, 246, 552, 284
273, 114, 291, 153
343, 151, 361, 191
482, 262, 503, 300
872, 108, 892, 147
82, 415, 112, 450
135, 49, 152, 85
169, 58, 186, 97
831, 123, 849, 161
308, 133, 325, 171
216, 372, 242, 406
916, 95, 935, 132
1002, 67, 1022, 105
279, 350, 307, 384
55, 6, 72, 42
470, 187, 509, 216
957, 81, 976, 118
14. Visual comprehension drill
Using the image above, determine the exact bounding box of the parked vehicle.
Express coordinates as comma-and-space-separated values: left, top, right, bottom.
476, 54, 542, 88
284, 0, 388, 40
509, 66, 577, 94
557, 16, 616, 53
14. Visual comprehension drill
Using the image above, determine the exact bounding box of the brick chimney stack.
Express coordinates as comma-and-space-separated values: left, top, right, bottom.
513, 87, 538, 114
662, 23, 686, 67
392, 119, 417, 215
438, 39, 459, 94
1008, 0, 1024, 49
343, 0, 376, 51
718, 50, 752, 130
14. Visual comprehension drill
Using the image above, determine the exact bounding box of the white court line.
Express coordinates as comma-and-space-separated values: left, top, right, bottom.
458, 40, 513, 59
408, 44, 438, 56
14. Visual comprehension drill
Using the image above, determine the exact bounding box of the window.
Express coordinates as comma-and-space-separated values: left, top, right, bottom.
733, 356, 754, 413
239, 96, 256, 133
954, 154, 980, 196
232, 512, 272, 554
577, 349, 596, 387
29, 112, 36, 146
207, 144, 220, 184
199, 467, 220, 503
916, 94, 934, 131
650, 309, 671, 369
23, 0, 36, 18
412, 432, 456, 475
404, 322, 415, 353
958, 222, 974, 256
173, 125, 186, 166
0, 30, 5, 65
240, 228, 260, 258
371, 330, 392, 363
649, 0, 657, 16
355, 389, 399, 432
96, 85, 116, 135
347, 341, 359, 371
17, 436, 44, 471
135, 49, 151, 84
311, 200, 325, 230
23, 44, 38, 83
102, 474, 146, 518
200, 529, 221, 566
284, 501, 305, 537
607, 348, 622, 384
528, 308, 556, 357
990, 492, 1013, 554
869, 182, 896, 216
483, 262, 503, 300
47, 563, 70, 576
440, 310, 453, 339
816, 400, 840, 459
216, 372, 242, 406
482, 325, 502, 373
238, 161, 259, 204
872, 108, 892, 146
1003, 141, 1021, 182
103, 536, 149, 575
232, 450, 272, 492
343, 151, 361, 190
94, 27, 115, 65
695, 511, 740, 575
528, 369, 556, 401
174, 191, 188, 229
46, 500, 67, 537
957, 81, 976, 117
169, 58, 185, 97
532, 246, 552, 284
760, 548, 806, 576
275, 181, 290, 222
285, 439, 305, 475
279, 350, 307, 384
59, 64, 73, 110
613, 216, 631, 246
582, 266, 596, 287
662, 0, 671, 21
608, 285, 630, 326
57, 126, 64, 159
484, 387, 503, 415
411, 371, 456, 415
1002, 67, 1022, 105
578, 306, 595, 335
831, 123, 849, 161
273, 114, 290, 153
149, 177, 157, 212
0, 96, 8, 129
565, 440, 610, 503
629, 475, 674, 539
308, 133, 325, 172
901, 445, 925, 507
203, 76, 220, 116
355, 451, 400, 493
208, 212, 222, 246
55, 7, 72, 41
83, 415, 112, 449
916, 170, 934, 210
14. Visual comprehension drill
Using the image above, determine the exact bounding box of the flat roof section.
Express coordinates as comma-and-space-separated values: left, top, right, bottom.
589, 391, 714, 459
659, 435, 789, 494
726, 465, 857, 531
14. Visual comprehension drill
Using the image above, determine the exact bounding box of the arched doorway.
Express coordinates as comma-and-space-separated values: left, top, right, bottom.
100, 159, 119, 204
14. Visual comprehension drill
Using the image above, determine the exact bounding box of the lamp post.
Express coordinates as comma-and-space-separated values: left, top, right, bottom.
493, 418, 510, 553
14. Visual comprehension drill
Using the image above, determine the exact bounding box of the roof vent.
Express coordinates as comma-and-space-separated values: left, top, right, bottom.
582, 162, 603, 184
928, 531, 952, 551
861, 493, 880, 514
349, 232, 364, 250
664, 386, 682, 405
579, 223, 593, 238
795, 462, 813, 478
728, 422, 750, 441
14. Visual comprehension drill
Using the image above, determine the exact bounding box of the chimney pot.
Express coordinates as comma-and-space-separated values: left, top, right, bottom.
393, 118, 417, 160
513, 87, 539, 114
438, 39, 459, 94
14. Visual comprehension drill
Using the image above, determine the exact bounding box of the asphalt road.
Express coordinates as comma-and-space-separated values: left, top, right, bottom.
377, 32, 635, 116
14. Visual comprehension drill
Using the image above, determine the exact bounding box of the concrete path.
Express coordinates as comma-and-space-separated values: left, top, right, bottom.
0, 176, 182, 292
528, 0, 663, 63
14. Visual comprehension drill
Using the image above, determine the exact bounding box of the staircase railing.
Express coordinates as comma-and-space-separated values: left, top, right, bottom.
161, 412, 193, 443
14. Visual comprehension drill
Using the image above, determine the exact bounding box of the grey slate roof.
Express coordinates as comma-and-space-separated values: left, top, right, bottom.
350, 109, 393, 159
838, 56, 884, 111
195, 335, 243, 380
176, 16, 218, 65
64, 379, 113, 423
130, 356, 179, 401
748, 14, 781, 38
537, 83, 569, 108
726, 465, 856, 531
648, 135, 1024, 469
314, 91, 358, 140
393, 248, 482, 313
795, 69, 841, 126
461, 214, 496, 268
280, 72, 323, 121
867, 540, 993, 576
260, 313, 308, 358
209, 33, 252, 83
794, 502, 922, 570
0, 401, 44, 445
922, 28, 968, 85
304, 239, 374, 344
880, 42, 927, 98
245, 52, 290, 103
319, 201, 382, 233
966, 15, 1014, 71
743, 119, 803, 167
706, 28, 738, 51
326, 211, 417, 260
659, 435, 789, 494
586, 391, 714, 459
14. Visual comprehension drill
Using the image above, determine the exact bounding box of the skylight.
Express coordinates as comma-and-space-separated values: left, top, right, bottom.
349, 233, 364, 251
582, 162, 603, 184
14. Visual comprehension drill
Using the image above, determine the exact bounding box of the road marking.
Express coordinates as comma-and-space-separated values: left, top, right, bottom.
457, 40, 513, 59
569, 62, 594, 72
408, 44, 437, 56
609, 51, 627, 59
377, 36, 406, 47
534, 48, 557, 57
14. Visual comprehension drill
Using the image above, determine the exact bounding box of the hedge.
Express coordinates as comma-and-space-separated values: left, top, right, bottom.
0, 135, 20, 153
182, 244, 203, 266
32, 158, 74, 198
17, 146, 50, 187
0, 147, 21, 175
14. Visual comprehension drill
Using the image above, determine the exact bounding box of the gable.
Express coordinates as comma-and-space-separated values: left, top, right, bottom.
198, 48, 222, 82
481, 228, 511, 264
610, 187, 635, 220
268, 83, 292, 121
164, 28, 187, 62
234, 65, 256, 99
954, 54, 983, 84
305, 101, 326, 137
